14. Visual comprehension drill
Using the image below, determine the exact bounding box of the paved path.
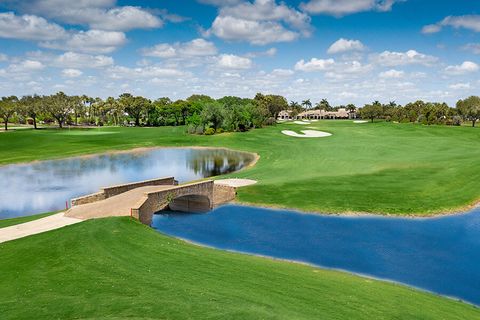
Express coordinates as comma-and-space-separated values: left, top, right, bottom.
0, 213, 82, 244
65, 185, 173, 220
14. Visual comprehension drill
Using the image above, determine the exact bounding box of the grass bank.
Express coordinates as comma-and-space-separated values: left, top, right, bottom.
0, 217, 478, 319
1, 122, 479, 215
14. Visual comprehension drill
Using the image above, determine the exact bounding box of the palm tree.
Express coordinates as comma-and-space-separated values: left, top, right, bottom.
301, 99, 312, 111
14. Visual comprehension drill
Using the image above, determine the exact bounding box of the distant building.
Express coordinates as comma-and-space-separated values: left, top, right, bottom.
278, 108, 356, 120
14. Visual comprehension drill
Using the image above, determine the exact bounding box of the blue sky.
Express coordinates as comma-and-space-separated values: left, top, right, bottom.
0, 0, 478, 106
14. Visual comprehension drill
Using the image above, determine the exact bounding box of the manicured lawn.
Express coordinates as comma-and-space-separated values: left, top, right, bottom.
0, 211, 57, 228
0, 217, 478, 319
0, 122, 479, 215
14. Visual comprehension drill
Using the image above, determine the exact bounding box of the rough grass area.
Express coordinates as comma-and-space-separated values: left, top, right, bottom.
0, 122, 479, 215
0, 217, 478, 319
0, 211, 57, 228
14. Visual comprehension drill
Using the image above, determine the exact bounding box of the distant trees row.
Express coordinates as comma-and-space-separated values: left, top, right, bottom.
359, 97, 480, 127
1, 92, 479, 132
0, 92, 289, 133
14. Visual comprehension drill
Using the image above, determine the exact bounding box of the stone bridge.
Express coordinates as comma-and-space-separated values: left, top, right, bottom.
131, 180, 215, 225
66, 177, 236, 225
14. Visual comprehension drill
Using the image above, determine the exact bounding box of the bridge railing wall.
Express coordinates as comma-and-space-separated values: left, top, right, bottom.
71, 177, 177, 207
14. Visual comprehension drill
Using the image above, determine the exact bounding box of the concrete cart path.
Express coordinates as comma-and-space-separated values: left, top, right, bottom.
65, 185, 173, 220
0, 212, 82, 244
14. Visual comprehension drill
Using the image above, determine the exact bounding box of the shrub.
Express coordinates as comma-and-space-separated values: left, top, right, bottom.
216, 128, 224, 134
204, 127, 215, 135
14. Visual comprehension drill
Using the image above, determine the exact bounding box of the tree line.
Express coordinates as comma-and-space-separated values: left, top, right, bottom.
0, 92, 479, 132
359, 97, 480, 127
0, 92, 289, 133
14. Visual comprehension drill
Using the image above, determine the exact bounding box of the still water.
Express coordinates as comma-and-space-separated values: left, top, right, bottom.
152, 205, 480, 306
0, 148, 254, 219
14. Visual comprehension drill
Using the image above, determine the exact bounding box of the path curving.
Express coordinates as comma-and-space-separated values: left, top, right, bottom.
0, 213, 82, 244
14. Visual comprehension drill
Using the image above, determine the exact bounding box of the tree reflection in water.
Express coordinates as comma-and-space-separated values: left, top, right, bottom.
186, 149, 254, 177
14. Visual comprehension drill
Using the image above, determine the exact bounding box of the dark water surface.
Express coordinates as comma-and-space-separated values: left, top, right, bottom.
0, 148, 254, 218
152, 205, 480, 306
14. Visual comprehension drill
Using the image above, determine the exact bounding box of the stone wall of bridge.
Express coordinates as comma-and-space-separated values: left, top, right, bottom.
131, 180, 215, 225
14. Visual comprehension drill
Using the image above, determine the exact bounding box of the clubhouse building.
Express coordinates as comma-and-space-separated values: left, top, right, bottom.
278, 108, 356, 120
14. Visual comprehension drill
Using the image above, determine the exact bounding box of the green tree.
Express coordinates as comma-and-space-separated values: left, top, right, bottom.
457, 96, 480, 127
119, 94, 150, 126
46, 92, 71, 128
360, 102, 383, 123
0, 96, 18, 130
201, 102, 224, 130
20, 95, 41, 129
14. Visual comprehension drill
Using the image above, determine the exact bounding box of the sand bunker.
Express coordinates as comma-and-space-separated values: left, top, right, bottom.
215, 179, 257, 187
291, 120, 311, 125
353, 120, 368, 124
282, 130, 332, 138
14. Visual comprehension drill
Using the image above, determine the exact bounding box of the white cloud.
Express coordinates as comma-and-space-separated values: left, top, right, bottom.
142, 38, 218, 59
205, 0, 311, 45
444, 61, 479, 75
0, 12, 66, 41
0, 53, 7, 62
327, 38, 365, 54
62, 68, 83, 78
295, 58, 335, 71
379, 69, 405, 79
449, 83, 471, 90
8, 1, 162, 32
300, 0, 402, 16
217, 54, 252, 69
8, 60, 45, 72
422, 15, 480, 34
108, 65, 189, 80
197, 0, 241, 5
372, 50, 438, 67
41, 30, 127, 54
53, 52, 114, 69
462, 43, 480, 55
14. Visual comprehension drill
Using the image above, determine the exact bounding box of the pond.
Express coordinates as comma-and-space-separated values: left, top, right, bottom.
0, 148, 255, 219
152, 205, 480, 306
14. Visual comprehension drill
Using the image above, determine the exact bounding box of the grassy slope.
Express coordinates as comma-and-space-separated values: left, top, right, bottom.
1, 122, 479, 215
0, 211, 57, 228
0, 217, 478, 320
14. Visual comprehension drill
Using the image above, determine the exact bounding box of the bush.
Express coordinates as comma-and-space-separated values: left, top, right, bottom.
452, 115, 462, 126
204, 127, 215, 135
216, 128, 224, 134
264, 117, 276, 126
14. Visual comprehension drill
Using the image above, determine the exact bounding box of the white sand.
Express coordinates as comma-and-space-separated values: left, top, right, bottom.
310, 119, 319, 122
353, 120, 368, 123
292, 120, 311, 125
0, 213, 82, 243
281, 130, 332, 138
215, 179, 257, 187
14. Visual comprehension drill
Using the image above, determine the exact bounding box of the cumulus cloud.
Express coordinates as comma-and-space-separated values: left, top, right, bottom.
327, 38, 365, 54
444, 61, 479, 75
6, 0, 163, 32
53, 52, 114, 69
379, 69, 405, 79
216, 54, 252, 69
300, 0, 402, 16
371, 50, 438, 67
462, 43, 480, 55
0, 12, 66, 41
142, 39, 218, 59
62, 68, 83, 78
41, 30, 127, 54
205, 0, 311, 45
108, 65, 189, 80
422, 15, 480, 34
449, 83, 471, 90
7, 60, 45, 72
294, 58, 335, 71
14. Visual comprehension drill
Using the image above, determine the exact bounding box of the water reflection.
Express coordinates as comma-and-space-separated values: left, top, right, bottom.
152, 205, 480, 306
0, 148, 253, 219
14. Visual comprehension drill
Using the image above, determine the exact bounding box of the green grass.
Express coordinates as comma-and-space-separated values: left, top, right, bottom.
0, 217, 478, 319
0, 211, 57, 228
1, 122, 479, 215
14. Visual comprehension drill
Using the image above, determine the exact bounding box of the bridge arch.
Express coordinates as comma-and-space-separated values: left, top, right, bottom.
131, 180, 214, 225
